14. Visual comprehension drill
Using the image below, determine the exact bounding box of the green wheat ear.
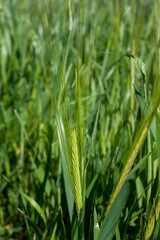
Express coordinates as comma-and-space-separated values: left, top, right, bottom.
145, 216, 155, 240
144, 195, 160, 240
70, 130, 83, 213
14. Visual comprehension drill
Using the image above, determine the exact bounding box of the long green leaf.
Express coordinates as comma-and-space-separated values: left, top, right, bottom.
98, 182, 131, 240
19, 190, 47, 226
56, 109, 74, 221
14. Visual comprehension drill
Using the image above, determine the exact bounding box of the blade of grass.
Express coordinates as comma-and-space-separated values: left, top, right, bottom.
98, 181, 131, 240
2, 175, 47, 226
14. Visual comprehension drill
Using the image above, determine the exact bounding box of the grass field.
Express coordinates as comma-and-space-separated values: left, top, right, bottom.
1, 0, 160, 239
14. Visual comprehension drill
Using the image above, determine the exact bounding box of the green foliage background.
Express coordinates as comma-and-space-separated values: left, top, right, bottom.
1, 0, 160, 239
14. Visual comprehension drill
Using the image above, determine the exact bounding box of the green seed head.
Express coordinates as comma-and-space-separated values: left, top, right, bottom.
145, 216, 155, 240
70, 130, 82, 213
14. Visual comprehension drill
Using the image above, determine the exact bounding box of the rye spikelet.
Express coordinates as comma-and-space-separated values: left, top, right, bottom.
145, 196, 160, 240
145, 215, 155, 240
70, 129, 82, 213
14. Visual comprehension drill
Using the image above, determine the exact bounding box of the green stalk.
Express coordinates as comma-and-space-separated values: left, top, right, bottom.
147, 131, 152, 206
131, 39, 136, 130
144, 83, 152, 206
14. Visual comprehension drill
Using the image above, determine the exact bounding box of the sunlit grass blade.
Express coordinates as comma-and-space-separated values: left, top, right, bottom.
19, 191, 47, 226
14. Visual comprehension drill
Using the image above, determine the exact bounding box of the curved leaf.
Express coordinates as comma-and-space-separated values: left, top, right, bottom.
19, 190, 47, 226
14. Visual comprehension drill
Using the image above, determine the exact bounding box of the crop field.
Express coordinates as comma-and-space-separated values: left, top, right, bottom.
1, 0, 160, 239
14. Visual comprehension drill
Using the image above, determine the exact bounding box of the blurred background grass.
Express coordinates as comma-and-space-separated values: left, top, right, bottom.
0, 0, 159, 239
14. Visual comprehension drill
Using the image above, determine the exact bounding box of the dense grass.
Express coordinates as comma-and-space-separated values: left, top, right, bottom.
1, 0, 160, 239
